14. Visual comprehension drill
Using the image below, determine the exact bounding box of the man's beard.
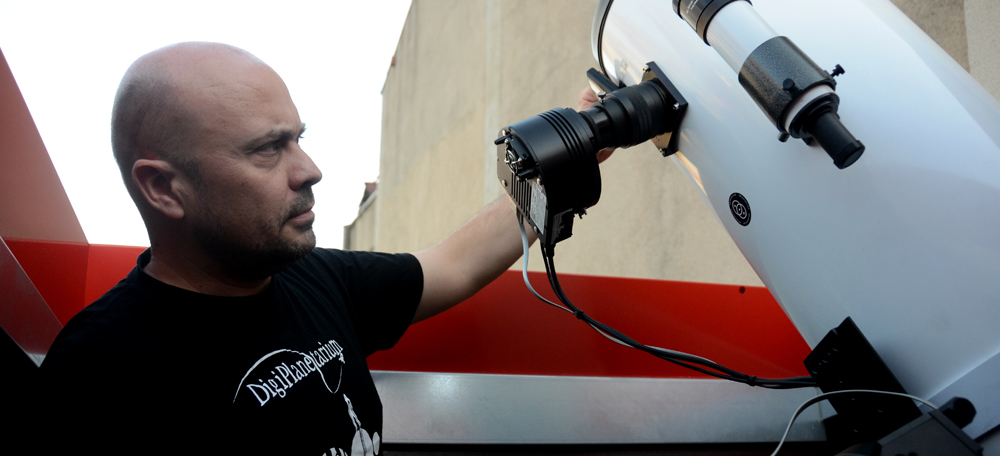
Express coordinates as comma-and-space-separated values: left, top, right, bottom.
192, 190, 316, 282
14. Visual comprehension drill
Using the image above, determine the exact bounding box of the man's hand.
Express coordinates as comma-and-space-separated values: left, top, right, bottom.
577, 87, 615, 164
578, 86, 601, 112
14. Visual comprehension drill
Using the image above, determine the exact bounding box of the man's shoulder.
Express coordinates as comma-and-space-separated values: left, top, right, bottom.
292, 247, 411, 266
285, 248, 421, 281
49, 272, 140, 347
41, 263, 201, 367
39, 273, 151, 380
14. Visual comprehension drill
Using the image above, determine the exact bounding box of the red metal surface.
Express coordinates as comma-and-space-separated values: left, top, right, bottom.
2, 238, 143, 325
368, 270, 810, 379
3, 238, 89, 325
0, 237, 63, 363
84, 244, 145, 304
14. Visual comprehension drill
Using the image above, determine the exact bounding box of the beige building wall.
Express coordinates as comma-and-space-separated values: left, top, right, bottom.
343, 192, 378, 252
375, 0, 490, 255
964, 0, 1000, 98
348, 0, 1000, 287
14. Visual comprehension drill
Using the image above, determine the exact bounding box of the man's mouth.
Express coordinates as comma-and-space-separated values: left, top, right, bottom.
288, 207, 314, 223
286, 191, 315, 225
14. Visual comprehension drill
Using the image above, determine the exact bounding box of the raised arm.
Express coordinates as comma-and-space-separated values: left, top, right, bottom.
411, 197, 532, 322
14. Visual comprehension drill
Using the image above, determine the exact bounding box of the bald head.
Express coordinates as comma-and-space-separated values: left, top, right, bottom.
111, 42, 271, 204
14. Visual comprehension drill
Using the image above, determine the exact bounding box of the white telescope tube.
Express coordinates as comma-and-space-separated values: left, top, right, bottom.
594, 0, 1000, 442
704, 0, 777, 73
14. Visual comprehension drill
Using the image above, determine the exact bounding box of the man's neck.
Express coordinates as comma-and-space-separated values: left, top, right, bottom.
144, 250, 271, 297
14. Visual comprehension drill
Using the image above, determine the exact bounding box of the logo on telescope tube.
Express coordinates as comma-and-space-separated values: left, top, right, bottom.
729, 193, 751, 226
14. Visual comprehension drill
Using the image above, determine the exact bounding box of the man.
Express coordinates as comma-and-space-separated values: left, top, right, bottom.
38, 42, 553, 454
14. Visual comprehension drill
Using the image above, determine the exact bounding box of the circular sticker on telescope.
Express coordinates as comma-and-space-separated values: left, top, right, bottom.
729, 193, 751, 226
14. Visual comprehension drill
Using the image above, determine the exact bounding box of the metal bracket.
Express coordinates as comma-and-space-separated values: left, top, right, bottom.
642, 62, 688, 156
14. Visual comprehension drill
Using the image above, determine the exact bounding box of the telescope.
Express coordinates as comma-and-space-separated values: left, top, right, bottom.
497, 0, 1000, 454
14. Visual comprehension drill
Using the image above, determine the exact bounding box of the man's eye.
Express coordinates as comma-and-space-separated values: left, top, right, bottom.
260, 140, 282, 153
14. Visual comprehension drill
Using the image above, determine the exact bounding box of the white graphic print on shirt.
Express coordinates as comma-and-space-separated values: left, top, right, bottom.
233, 339, 346, 406
325, 395, 381, 456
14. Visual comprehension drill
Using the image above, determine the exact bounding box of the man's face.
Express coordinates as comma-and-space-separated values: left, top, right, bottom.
175, 58, 323, 280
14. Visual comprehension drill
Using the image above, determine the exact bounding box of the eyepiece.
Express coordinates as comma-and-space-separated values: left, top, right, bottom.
787, 93, 866, 169
809, 111, 865, 169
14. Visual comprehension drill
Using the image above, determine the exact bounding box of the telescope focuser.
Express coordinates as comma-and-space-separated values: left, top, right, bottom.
673, 0, 865, 168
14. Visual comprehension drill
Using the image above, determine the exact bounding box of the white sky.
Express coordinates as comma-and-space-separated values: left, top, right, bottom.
0, 0, 412, 248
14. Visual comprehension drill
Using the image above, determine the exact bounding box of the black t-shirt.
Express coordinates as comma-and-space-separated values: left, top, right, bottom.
38, 248, 423, 455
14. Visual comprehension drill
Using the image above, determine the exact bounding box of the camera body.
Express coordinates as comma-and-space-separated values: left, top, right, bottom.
496, 63, 686, 246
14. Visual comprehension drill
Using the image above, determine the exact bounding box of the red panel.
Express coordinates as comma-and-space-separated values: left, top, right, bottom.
368, 271, 810, 379
2, 237, 88, 325
3, 238, 143, 324
84, 244, 145, 305
6, 236, 807, 379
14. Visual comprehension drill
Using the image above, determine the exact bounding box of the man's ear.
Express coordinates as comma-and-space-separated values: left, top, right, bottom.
132, 159, 185, 219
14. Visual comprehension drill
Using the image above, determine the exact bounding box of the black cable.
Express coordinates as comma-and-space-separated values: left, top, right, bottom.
540, 246, 745, 381
537, 241, 816, 389
544, 251, 812, 388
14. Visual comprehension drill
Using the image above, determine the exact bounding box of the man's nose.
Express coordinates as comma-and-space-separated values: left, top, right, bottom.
290, 145, 322, 190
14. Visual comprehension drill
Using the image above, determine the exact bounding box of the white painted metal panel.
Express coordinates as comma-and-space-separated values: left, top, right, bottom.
375, 371, 824, 444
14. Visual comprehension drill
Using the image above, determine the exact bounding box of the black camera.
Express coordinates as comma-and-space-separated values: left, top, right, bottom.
496, 63, 686, 247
